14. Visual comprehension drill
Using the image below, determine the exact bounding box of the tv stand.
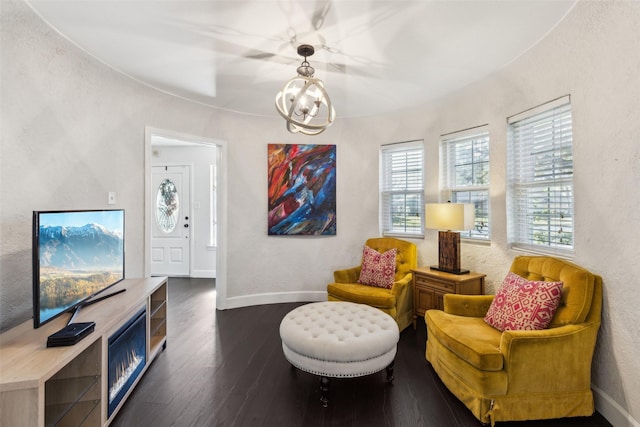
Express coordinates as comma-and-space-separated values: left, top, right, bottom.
65, 288, 127, 326
0, 277, 168, 427
45, 289, 129, 348
82, 288, 127, 308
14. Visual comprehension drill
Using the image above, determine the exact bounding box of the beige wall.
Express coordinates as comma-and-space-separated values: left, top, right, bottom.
1, 0, 639, 424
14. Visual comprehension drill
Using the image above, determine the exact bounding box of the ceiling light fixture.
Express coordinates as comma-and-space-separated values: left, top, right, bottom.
275, 44, 335, 135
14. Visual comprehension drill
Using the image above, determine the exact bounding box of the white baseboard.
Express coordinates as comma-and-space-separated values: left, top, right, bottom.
190, 269, 216, 278
224, 291, 327, 309
593, 384, 640, 427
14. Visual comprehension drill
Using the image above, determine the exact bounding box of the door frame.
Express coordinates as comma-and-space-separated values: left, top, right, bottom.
144, 127, 229, 309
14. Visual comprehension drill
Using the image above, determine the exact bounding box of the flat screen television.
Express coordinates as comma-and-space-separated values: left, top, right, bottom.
33, 209, 125, 328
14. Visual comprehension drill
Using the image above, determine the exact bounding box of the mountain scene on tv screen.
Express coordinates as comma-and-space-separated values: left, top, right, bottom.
39, 223, 124, 311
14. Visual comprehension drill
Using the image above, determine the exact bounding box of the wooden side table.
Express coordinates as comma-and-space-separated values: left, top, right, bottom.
412, 267, 486, 328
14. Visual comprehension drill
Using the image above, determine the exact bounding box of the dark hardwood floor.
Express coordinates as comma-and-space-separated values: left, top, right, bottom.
111, 278, 612, 427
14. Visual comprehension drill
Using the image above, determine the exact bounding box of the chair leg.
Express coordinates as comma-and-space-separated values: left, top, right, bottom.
320, 376, 330, 407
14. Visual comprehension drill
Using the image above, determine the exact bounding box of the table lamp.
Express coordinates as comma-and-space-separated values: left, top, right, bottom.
425, 202, 475, 274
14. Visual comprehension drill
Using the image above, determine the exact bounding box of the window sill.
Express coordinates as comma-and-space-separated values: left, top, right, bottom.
382, 233, 425, 240
461, 238, 491, 247
509, 245, 574, 260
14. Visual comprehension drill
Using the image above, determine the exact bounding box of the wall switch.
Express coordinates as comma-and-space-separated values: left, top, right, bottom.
108, 192, 117, 205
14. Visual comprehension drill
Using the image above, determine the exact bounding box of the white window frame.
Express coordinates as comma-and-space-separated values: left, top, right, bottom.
507, 95, 574, 256
380, 140, 425, 238
440, 126, 490, 240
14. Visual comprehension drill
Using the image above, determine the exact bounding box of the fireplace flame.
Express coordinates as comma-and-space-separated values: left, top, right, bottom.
109, 348, 143, 402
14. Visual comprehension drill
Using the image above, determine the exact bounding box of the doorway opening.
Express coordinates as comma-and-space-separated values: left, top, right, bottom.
144, 127, 228, 309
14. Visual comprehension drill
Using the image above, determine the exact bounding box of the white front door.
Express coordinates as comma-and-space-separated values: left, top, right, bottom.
151, 165, 190, 276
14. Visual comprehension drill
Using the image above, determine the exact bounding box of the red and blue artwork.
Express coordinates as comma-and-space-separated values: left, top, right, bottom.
268, 144, 336, 235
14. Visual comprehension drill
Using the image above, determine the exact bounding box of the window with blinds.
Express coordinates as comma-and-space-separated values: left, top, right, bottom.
507, 96, 574, 255
441, 126, 490, 240
380, 140, 424, 237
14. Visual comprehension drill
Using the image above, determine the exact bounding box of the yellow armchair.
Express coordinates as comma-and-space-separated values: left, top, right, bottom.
327, 237, 417, 332
425, 256, 602, 425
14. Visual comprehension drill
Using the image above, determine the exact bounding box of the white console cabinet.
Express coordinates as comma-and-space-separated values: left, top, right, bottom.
0, 276, 168, 427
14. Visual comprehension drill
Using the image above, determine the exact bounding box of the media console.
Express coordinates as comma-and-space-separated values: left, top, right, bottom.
0, 276, 168, 427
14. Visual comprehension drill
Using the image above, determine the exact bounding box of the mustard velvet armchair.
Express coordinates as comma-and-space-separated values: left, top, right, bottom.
327, 237, 417, 332
425, 256, 602, 425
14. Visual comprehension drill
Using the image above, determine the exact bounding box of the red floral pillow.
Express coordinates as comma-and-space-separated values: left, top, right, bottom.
358, 246, 397, 289
484, 271, 563, 331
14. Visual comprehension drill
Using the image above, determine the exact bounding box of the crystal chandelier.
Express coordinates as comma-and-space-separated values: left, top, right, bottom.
275, 45, 335, 135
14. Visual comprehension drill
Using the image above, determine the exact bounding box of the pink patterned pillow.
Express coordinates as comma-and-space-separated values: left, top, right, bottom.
484, 271, 563, 331
358, 246, 397, 289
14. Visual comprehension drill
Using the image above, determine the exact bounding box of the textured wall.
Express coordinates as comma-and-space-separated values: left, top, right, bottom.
1, 0, 639, 424
0, 0, 379, 332
363, 1, 640, 423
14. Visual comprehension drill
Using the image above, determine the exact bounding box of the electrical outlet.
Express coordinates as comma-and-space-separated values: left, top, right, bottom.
108, 192, 116, 205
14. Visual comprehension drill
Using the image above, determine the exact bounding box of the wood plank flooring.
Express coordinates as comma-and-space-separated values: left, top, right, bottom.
111, 278, 612, 427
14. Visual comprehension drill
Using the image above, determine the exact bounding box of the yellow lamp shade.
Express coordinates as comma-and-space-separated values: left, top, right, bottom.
425, 203, 475, 231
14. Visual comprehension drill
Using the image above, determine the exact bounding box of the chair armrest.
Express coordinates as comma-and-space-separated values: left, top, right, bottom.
334, 266, 361, 283
443, 294, 494, 317
500, 322, 600, 393
390, 273, 412, 294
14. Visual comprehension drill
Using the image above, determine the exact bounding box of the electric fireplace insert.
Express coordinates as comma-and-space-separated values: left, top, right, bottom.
108, 308, 147, 417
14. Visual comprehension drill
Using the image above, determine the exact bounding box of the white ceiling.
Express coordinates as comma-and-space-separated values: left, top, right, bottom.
26, 0, 576, 118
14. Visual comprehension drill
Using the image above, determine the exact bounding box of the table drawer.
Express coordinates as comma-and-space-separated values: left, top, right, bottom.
415, 275, 454, 292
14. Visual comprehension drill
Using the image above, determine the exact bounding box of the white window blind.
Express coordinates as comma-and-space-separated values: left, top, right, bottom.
507, 96, 574, 255
441, 126, 490, 240
380, 141, 424, 237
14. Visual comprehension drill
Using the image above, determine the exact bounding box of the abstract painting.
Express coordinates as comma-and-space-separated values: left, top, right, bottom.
268, 144, 336, 235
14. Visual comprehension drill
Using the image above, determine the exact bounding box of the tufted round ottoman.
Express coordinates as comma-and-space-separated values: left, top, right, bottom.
279, 301, 400, 407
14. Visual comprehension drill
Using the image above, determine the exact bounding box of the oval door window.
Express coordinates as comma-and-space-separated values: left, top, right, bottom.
156, 179, 179, 233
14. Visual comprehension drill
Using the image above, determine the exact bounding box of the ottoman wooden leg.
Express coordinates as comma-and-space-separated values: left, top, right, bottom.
320, 376, 330, 407
386, 360, 395, 382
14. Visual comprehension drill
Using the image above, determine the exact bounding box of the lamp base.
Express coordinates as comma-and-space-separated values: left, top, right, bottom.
429, 265, 470, 275
437, 230, 466, 273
